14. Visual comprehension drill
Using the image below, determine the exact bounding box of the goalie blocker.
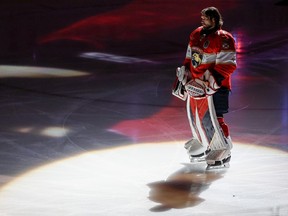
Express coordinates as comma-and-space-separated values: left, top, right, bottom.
172, 69, 232, 169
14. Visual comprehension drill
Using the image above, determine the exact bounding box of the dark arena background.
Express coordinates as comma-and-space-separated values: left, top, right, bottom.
0, 0, 287, 215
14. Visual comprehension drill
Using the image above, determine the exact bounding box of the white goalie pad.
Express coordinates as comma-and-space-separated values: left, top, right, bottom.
186, 95, 232, 163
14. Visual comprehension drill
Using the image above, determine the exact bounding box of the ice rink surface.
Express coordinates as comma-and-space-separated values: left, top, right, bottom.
0, 0, 287, 215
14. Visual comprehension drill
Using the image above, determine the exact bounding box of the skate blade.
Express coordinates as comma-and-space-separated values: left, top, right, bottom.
189, 149, 211, 163
206, 162, 230, 170
189, 154, 207, 163
206, 149, 230, 162
190, 157, 206, 163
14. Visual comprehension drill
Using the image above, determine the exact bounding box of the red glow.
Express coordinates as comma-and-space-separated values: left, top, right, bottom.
109, 97, 191, 143
39, 0, 238, 47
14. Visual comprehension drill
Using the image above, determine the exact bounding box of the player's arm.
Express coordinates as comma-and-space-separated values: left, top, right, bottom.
213, 32, 237, 81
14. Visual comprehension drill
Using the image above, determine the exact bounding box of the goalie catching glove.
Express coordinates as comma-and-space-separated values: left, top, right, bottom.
184, 70, 220, 98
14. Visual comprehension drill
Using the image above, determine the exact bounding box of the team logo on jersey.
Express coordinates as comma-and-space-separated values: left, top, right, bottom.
191, 47, 203, 68
203, 40, 210, 49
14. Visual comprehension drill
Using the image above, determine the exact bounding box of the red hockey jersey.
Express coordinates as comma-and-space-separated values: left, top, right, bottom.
183, 26, 237, 89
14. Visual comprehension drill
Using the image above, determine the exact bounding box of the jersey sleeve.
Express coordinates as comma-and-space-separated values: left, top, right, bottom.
214, 32, 237, 79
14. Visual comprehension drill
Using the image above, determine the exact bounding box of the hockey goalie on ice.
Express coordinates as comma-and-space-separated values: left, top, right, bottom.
172, 6, 237, 169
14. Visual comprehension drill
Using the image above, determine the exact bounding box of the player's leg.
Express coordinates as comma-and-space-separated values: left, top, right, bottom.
213, 87, 231, 138
217, 116, 229, 137
207, 87, 232, 168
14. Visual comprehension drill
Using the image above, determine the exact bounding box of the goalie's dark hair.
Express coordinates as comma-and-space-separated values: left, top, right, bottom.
201, 7, 223, 29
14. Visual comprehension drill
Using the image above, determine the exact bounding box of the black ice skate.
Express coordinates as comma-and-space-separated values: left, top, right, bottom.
206, 153, 231, 170
184, 138, 210, 162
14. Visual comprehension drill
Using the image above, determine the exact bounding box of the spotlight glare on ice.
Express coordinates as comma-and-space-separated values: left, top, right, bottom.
41, 127, 69, 137
0, 65, 89, 78
0, 142, 287, 216
15, 126, 69, 137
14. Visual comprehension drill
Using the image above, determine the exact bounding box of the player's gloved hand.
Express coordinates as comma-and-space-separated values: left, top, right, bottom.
185, 70, 220, 98
203, 70, 220, 96
176, 66, 189, 85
